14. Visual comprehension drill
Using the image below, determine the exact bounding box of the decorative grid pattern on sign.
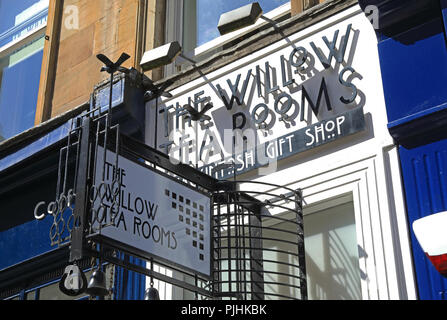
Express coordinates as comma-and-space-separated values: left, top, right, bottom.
165, 189, 206, 261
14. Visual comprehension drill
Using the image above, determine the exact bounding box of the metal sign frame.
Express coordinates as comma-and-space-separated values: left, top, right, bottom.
90, 144, 214, 279
31, 93, 307, 300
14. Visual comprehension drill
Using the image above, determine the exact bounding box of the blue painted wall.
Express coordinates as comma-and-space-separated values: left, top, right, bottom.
378, 17, 447, 130
0, 216, 53, 271
359, 0, 447, 299
400, 140, 447, 299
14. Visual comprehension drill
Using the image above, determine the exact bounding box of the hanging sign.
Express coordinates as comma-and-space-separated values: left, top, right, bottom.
92, 147, 212, 277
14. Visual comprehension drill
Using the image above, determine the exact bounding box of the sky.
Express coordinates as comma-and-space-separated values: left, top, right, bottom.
197, 0, 289, 46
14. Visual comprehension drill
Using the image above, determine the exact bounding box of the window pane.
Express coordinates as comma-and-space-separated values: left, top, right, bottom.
193, 0, 290, 47
261, 201, 361, 300
304, 202, 361, 300
0, 36, 44, 141
0, 0, 48, 47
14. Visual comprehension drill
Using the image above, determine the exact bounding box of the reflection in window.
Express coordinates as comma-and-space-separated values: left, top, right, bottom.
303, 202, 361, 300
183, 0, 290, 51
0, 0, 48, 142
0, 0, 48, 46
262, 202, 361, 300
0, 37, 44, 141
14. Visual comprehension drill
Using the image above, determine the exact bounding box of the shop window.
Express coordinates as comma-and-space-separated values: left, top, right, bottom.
0, 0, 48, 142
302, 201, 361, 300
262, 201, 361, 300
213, 200, 360, 300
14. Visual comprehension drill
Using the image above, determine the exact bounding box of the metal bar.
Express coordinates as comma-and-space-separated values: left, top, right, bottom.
90, 236, 210, 283
217, 223, 301, 238
214, 257, 303, 271
249, 204, 264, 300
226, 196, 232, 297
214, 279, 304, 291
92, 119, 101, 185
55, 144, 65, 201
73, 126, 82, 193
216, 234, 300, 247
87, 249, 213, 298
154, 97, 159, 150
213, 245, 301, 258
208, 288, 301, 301
70, 117, 92, 263
62, 119, 74, 195
216, 202, 222, 298
224, 189, 301, 206
212, 267, 305, 281
295, 189, 307, 300
234, 198, 241, 299
211, 197, 220, 298
241, 205, 248, 300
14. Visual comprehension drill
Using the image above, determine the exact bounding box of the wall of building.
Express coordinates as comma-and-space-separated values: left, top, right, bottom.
291, 0, 326, 15
35, 0, 166, 124
33, 0, 328, 125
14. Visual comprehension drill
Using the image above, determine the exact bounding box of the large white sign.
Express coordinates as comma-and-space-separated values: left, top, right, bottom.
155, 19, 371, 179
92, 147, 211, 277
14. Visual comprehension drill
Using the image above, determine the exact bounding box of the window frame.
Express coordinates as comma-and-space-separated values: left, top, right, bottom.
164, 0, 291, 76
0, 21, 46, 60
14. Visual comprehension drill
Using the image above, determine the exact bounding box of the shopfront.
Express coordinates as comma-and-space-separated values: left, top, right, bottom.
0, 1, 417, 301
148, 3, 416, 300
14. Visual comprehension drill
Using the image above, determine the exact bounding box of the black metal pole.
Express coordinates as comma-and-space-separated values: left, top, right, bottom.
249, 206, 265, 300
295, 189, 307, 300
154, 97, 158, 150
70, 117, 92, 263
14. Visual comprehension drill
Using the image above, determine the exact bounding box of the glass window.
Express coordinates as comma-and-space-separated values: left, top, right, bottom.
198, 0, 289, 46
0, 0, 48, 141
214, 201, 361, 300
0, 0, 48, 46
182, 0, 290, 52
303, 202, 361, 300
262, 201, 361, 300
0, 38, 44, 141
